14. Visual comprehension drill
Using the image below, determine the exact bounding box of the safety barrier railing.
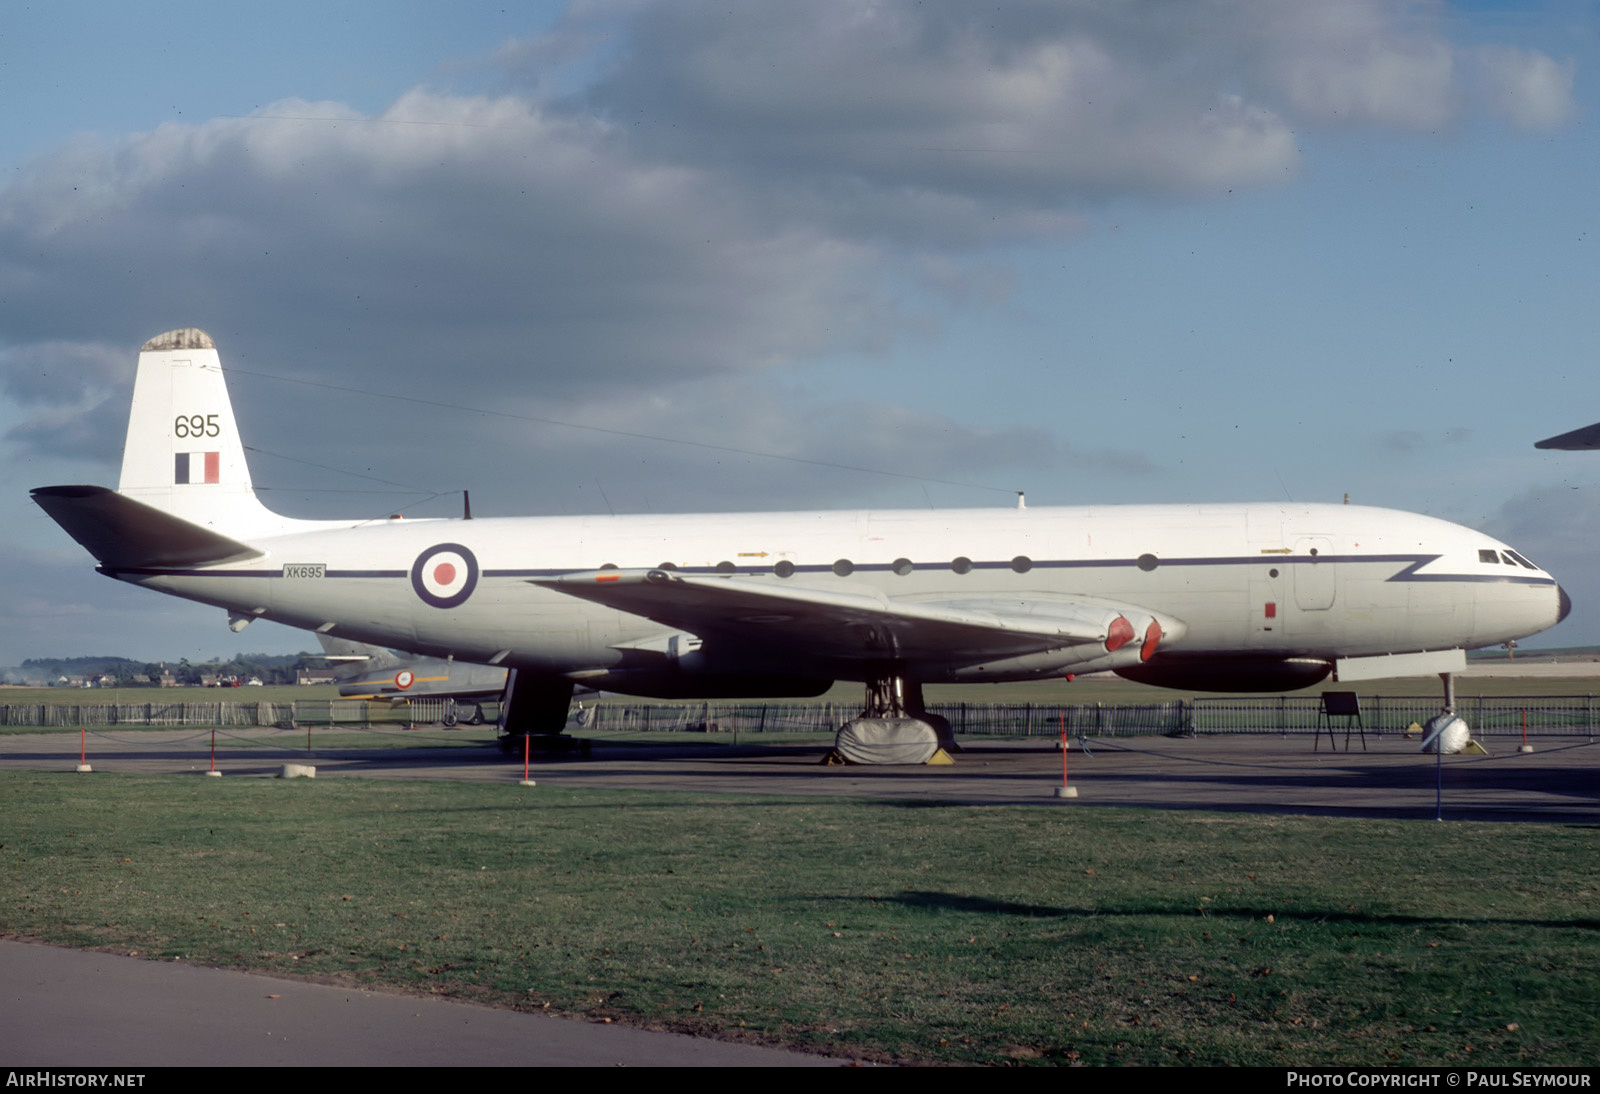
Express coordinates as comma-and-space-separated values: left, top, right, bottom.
3, 695, 1595, 738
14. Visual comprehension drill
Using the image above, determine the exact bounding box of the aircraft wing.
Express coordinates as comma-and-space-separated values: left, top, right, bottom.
1534, 421, 1600, 450
533, 569, 1175, 666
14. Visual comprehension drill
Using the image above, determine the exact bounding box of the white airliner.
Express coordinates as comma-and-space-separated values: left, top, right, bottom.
33, 330, 1568, 759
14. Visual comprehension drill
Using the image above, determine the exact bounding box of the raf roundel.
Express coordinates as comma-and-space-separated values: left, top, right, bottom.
411, 543, 479, 609
394, 670, 415, 690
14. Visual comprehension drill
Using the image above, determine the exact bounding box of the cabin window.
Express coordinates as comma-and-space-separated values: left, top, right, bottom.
715, 561, 735, 574
774, 560, 795, 578
657, 562, 678, 571
1137, 553, 1159, 572
892, 557, 914, 576
951, 556, 972, 575
1011, 555, 1032, 573
833, 559, 854, 577
599, 562, 618, 570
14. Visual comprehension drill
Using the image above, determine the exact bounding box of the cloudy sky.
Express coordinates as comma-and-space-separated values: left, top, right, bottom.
4, 0, 1599, 666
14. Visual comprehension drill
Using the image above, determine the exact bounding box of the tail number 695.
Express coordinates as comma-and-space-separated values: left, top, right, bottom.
174, 414, 221, 438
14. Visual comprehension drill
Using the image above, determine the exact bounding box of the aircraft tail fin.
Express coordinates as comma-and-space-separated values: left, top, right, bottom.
116, 329, 295, 539
314, 633, 400, 668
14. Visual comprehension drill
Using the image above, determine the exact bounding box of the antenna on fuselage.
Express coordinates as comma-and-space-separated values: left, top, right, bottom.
1016, 492, 1026, 510
463, 490, 472, 520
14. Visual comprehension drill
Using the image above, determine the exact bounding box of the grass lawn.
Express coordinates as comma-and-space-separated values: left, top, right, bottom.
2, 772, 1594, 1065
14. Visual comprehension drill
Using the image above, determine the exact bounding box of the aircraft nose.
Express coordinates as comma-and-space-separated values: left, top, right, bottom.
1558, 584, 1572, 625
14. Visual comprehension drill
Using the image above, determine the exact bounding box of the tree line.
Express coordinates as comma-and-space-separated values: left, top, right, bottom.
14, 653, 321, 687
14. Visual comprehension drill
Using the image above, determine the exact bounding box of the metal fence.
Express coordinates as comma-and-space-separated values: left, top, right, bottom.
7, 695, 1593, 738
1189, 695, 1600, 738
0, 702, 300, 728
0, 699, 479, 729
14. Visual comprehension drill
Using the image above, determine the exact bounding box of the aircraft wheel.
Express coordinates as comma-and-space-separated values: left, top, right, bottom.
443, 711, 458, 727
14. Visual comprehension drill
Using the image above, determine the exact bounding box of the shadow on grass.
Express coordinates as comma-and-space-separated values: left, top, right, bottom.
875, 889, 1600, 930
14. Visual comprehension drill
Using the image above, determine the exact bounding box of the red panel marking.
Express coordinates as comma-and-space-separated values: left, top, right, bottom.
1105, 615, 1134, 652
1264, 602, 1276, 619
204, 451, 220, 483
433, 562, 456, 586
1141, 620, 1162, 662
596, 573, 620, 583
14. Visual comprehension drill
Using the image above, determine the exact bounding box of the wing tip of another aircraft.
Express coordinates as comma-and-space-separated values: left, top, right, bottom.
1535, 421, 1600, 450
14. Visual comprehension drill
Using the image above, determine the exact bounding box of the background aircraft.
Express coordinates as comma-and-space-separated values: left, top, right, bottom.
315, 633, 506, 724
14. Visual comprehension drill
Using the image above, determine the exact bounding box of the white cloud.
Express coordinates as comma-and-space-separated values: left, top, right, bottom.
1250, 0, 1458, 127
1471, 46, 1577, 131
0, 91, 904, 387
569, 0, 1307, 216
0, 0, 1577, 520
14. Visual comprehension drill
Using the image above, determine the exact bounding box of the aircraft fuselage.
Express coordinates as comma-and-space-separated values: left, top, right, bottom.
110, 500, 1562, 687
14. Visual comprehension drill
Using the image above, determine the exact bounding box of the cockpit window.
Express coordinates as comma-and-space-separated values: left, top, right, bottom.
1504, 549, 1539, 570
1478, 549, 1499, 563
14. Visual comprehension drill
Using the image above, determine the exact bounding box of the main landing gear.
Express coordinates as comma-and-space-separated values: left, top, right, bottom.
828, 674, 956, 765
495, 670, 592, 758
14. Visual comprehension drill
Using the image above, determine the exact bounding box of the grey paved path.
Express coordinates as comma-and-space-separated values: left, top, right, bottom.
0, 940, 839, 1067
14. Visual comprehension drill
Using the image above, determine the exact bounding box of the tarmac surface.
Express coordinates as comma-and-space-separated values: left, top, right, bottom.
4, 726, 1596, 1067
2, 725, 1596, 822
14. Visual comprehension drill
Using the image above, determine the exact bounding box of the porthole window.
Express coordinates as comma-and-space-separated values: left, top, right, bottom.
1011, 555, 1032, 574
774, 560, 795, 578
658, 562, 678, 571
599, 562, 618, 570
892, 557, 914, 576
1137, 553, 1158, 572
1268, 568, 1279, 579
951, 556, 972, 575
833, 559, 854, 577
1309, 548, 1319, 557
715, 560, 735, 574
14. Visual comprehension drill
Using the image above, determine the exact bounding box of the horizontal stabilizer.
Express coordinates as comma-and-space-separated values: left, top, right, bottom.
31, 485, 263, 569
315, 633, 389, 664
